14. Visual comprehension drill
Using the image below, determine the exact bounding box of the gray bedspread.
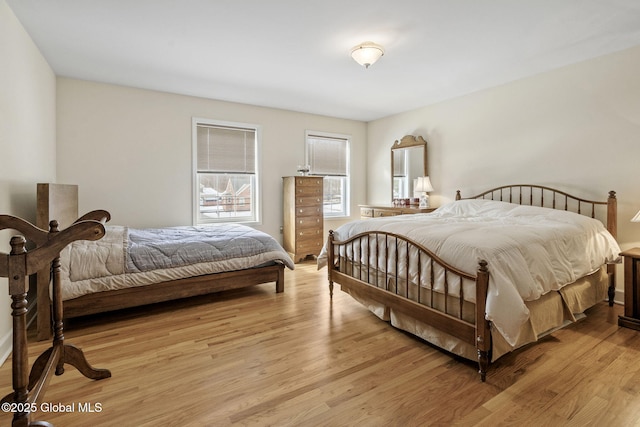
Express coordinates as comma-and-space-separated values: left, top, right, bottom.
59, 223, 294, 301
126, 224, 295, 272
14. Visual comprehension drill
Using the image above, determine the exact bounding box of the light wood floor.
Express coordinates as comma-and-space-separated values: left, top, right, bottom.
1, 262, 640, 426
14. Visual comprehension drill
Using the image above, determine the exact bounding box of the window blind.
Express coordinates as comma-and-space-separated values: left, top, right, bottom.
197, 124, 256, 173
307, 135, 348, 176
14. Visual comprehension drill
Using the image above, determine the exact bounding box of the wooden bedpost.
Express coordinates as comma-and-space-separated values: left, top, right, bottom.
328, 230, 335, 297
607, 190, 617, 306
475, 260, 490, 382
275, 264, 285, 293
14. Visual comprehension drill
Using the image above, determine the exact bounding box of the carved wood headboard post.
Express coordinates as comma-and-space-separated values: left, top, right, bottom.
327, 230, 335, 298
606, 190, 617, 306
607, 191, 617, 239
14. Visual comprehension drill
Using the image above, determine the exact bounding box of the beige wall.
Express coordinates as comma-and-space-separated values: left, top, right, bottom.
367, 45, 640, 296
56, 79, 367, 239
0, 0, 56, 362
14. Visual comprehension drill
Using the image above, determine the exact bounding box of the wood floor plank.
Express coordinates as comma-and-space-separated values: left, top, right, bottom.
1, 262, 638, 426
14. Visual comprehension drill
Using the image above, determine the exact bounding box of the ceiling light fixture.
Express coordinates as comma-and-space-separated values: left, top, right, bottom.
350, 41, 384, 69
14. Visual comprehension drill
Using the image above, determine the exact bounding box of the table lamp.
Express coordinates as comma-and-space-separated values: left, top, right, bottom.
414, 176, 434, 208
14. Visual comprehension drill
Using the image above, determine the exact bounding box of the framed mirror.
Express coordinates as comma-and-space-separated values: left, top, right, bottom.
391, 135, 428, 201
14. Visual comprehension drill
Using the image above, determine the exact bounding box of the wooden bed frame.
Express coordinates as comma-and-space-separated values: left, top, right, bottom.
326, 185, 618, 381
35, 183, 285, 341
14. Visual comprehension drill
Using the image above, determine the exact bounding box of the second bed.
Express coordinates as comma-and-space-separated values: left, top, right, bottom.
36, 183, 294, 340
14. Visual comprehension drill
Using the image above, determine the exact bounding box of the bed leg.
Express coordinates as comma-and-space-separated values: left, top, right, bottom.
327, 230, 335, 298
607, 264, 616, 307
478, 349, 489, 382
608, 285, 615, 307
275, 265, 285, 293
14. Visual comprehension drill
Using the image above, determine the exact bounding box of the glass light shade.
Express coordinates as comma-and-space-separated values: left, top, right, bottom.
351, 42, 384, 68
632, 210, 640, 222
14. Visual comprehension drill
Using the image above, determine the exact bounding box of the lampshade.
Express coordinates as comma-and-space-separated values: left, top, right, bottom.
414, 177, 433, 209
632, 210, 640, 222
350, 42, 384, 68
414, 176, 434, 193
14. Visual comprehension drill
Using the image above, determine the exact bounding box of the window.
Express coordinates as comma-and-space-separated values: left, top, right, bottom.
393, 149, 407, 199
193, 118, 260, 224
305, 131, 350, 217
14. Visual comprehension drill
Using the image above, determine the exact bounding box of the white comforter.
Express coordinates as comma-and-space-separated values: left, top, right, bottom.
317, 199, 620, 346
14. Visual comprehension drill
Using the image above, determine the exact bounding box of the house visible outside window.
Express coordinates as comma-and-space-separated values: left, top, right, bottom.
305, 131, 350, 218
193, 118, 261, 224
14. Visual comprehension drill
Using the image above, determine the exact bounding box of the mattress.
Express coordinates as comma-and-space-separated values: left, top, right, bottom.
58, 223, 294, 301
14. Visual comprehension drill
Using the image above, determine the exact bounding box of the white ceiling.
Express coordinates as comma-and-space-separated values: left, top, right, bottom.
8, 0, 640, 121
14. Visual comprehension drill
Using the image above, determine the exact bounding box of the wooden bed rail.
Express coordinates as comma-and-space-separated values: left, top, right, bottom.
327, 230, 492, 381
0, 214, 111, 427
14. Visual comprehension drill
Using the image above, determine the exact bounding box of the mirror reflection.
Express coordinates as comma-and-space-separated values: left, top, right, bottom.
391, 135, 428, 201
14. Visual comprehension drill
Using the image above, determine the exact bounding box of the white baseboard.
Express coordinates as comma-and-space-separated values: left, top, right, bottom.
0, 329, 12, 367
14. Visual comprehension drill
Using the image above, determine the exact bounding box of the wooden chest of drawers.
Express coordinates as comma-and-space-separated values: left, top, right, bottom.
283, 176, 324, 263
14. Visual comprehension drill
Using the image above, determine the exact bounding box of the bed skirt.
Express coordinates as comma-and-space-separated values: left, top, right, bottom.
340, 267, 607, 362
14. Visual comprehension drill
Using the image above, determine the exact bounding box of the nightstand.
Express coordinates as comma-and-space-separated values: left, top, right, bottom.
619, 248, 640, 330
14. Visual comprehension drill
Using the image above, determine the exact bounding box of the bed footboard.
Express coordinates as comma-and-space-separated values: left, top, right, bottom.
326, 230, 491, 381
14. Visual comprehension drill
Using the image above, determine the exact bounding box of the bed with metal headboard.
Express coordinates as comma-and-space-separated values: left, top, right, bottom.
319, 184, 620, 381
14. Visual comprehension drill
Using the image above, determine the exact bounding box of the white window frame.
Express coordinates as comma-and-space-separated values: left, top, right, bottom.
305, 130, 350, 218
192, 117, 262, 225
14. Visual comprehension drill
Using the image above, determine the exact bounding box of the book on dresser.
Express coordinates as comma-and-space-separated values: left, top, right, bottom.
283, 176, 324, 263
